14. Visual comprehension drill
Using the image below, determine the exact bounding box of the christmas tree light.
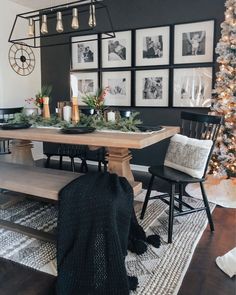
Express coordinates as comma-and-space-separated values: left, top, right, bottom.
209, 0, 236, 178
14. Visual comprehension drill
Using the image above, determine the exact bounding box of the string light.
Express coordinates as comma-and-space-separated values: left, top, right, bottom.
209, 0, 236, 179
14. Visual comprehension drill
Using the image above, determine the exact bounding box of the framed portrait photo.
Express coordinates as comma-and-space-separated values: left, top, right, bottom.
71, 35, 98, 70
102, 31, 132, 68
174, 20, 214, 64
135, 69, 169, 107
136, 26, 170, 66
102, 71, 131, 106
173, 67, 213, 107
70, 72, 98, 105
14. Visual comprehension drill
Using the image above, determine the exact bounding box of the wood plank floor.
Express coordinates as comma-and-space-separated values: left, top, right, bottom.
178, 207, 236, 295
0, 160, 235, 295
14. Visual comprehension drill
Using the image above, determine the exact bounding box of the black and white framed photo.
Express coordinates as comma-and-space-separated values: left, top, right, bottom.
174, 20, 214, 64
71, 35, 98, 70
173, 67, 213, 107
70, 72, 98, 105
102, 31, 132, 68
102, 71, 131, 106
135, 69, 169, 107
136, 26, 170, 66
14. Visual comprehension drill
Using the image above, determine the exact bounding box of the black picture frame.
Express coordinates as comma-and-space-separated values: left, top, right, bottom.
135, 25, 170, 66
135, 69, 169, 107
174, 20, 215, 64
71, 34, 99, 70
70, 72, 99, 106
172, 66, 213, 108
101, 71, 132, 106
101, 30, 132, 68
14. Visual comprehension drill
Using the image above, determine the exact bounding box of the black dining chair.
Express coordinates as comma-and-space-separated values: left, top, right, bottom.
44, 108, 108, 173
44, 143, 107, 173
140, 111, 223, 243
0, 107, 23, 154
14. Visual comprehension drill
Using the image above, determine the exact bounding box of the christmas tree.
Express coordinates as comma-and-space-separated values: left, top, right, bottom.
210, 0, 236, 178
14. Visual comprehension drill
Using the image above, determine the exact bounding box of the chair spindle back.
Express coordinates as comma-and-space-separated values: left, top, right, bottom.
180, 111, 224, 178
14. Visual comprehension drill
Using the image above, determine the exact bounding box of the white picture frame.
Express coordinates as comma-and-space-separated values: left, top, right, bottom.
102, 71, 131, 106
174, 20, 214, 64
135, 69, 169, 107
173, 67, 213, 107
71, 35, 98, 70
70, 72, 98, 106
136, 26, 170, 66
102, 31, 132, 68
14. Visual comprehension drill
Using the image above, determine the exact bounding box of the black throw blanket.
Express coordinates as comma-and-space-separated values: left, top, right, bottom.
56, 172, 160, 295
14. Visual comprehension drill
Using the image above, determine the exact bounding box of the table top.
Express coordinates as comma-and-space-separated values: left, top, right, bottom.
0, 126, 180, 149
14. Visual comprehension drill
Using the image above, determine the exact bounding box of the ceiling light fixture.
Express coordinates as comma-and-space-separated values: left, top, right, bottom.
9, 0, 115, 48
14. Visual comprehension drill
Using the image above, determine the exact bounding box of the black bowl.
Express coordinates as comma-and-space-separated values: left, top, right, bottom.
61, 127, 96, 134
1, 123, 32, 130
136, 125, 163, 132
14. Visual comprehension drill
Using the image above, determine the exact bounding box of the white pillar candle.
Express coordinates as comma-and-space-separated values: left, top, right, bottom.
107, 111, 116, 122
25, 108, 38, 116
63, 105, 72, 122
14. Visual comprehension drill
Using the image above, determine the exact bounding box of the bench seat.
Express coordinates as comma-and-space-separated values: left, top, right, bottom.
0, 161, 81, 242
0, 161, 80, 201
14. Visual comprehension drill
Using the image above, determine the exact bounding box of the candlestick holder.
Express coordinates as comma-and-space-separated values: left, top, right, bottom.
43, 97, 50, 119
71, 97, 80, 124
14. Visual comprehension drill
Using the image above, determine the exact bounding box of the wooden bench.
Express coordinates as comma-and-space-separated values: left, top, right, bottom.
0, 161, 81, 242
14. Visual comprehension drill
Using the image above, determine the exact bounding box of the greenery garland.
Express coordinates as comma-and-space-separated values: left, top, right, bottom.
10, 110, 143, 132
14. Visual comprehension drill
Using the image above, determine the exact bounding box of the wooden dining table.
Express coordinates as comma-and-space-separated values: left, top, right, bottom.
0, 126, 179, 242
0, 126, 179, 195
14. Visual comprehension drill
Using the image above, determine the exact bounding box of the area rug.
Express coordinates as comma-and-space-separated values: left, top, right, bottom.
0, 190, 215, 295
185, 179, 236, 208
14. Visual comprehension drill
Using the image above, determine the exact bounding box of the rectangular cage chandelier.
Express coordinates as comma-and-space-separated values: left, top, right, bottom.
8, 0, 115, 48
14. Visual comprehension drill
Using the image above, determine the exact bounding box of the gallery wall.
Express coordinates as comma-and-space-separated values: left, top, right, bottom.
41, 0, 225, 166
0, 0, 41, 108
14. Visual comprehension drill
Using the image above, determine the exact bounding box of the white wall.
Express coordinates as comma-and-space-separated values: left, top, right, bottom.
0, 0, 41, 108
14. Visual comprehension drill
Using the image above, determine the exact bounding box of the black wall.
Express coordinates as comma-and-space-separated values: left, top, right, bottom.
41, 0, 225, 166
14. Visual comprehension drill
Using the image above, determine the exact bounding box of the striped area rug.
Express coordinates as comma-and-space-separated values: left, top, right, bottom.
0, 190, 215, 295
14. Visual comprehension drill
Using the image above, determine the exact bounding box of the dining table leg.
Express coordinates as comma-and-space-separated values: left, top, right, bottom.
107, 147, 142, 196
0, 140, 34, 208
10, 140, 35, 166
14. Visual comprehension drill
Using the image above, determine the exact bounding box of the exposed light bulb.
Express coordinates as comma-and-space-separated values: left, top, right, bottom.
88, 2, 96, 28
41, 15, 48, 34
72, 8, 79, 30
56, 11, 64, 33
28, 18, 34, 37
